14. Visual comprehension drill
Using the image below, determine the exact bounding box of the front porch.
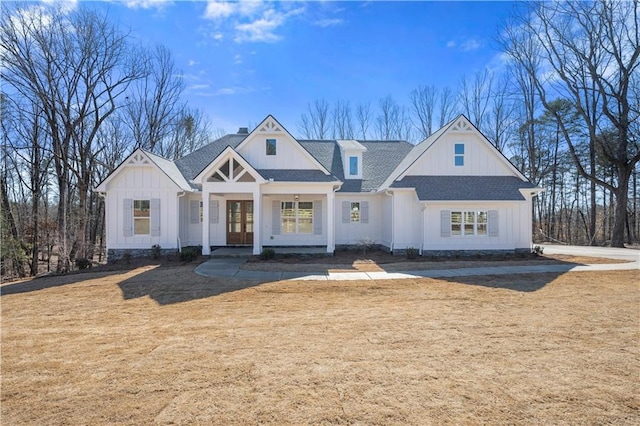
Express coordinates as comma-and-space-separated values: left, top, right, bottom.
210, 246, 329, 257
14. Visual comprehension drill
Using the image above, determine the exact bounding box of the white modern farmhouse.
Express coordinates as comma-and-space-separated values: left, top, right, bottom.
95, 114, 542, 258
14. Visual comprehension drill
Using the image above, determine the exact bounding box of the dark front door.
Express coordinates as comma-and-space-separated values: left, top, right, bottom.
227, 200, 253, 245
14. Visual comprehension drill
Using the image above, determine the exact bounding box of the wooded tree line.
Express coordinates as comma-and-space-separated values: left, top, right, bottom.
1, 1, 638, 279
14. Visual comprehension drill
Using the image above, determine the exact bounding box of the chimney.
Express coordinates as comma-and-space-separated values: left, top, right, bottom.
237, 127, 249, 135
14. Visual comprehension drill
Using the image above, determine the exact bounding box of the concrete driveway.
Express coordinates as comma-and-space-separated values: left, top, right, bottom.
542, 244, 640, 263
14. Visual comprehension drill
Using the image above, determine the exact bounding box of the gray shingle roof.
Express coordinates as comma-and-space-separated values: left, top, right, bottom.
300, 140, 413, 192
391, 176, 537, 201
258, 169, 340, 182
174, 134, 247, 182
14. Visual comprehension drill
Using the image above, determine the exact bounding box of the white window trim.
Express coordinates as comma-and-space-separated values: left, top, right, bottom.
454, 143, 465, 166
451, 210, 488, 237
133, 199, 151, 235
281, 201, 314, 234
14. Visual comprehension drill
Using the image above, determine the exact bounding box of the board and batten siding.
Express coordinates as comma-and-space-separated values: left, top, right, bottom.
237, 132, 320, 170
391, 190, 423, 250
334, 194, 384, 246
261, 194, 327, 246
422, 201, 531, 250
104, 165, 180, 250
406, 133, 514, 177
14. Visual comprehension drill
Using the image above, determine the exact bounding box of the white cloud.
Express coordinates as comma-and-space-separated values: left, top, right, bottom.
204, 0, 236, 19
202, 1, 306, 44
123, 0, 171, 10
190, 84, 210, 90
233, 54, 242, 64
187, 60, 198, 67
313, 18, 344, 28
461, 38, 481, 51
446, 40, 456, 48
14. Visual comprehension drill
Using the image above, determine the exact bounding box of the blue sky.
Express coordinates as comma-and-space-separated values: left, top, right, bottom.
94, 1, 516, 133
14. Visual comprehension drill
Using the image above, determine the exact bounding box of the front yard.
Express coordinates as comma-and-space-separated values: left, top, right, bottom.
1, 263, 638, 424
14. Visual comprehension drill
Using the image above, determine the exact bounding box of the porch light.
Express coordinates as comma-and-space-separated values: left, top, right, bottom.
294, 194, 299, 201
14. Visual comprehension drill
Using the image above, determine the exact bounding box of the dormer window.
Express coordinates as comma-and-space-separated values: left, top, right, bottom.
454, 143, 464, 166
266, 139, 276, 155
349, 156, 358, 176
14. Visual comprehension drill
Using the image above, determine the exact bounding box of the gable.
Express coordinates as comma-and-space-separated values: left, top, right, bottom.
95, 149, 189, 192
235, 115, 329, 173
404, 128, 514, 177
388, 115, 527, 182
194, 146, 265, 184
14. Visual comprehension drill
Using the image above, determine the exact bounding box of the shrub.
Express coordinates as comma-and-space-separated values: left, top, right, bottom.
151, 244, 161, 259
122, 250, 132, 265
358, 237, 374, 256
405, 247, 419, 260
260, 248, 275, 260
532, 245, 544, 256
179, 247, 199, 262
75, 258, 92, 270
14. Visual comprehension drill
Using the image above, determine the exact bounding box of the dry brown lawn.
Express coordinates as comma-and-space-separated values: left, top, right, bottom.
1, 264, 638, 425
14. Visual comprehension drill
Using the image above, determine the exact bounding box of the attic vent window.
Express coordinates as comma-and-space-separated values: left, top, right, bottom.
454, 143, 465, 166
266, 139, 276, 155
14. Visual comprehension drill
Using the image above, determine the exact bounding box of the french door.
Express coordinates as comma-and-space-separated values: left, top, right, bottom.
226, 200, 253, 245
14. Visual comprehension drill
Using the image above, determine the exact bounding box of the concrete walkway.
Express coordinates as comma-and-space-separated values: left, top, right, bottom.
194, 244, 639, 281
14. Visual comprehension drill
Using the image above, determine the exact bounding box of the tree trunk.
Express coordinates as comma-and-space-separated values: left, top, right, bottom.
611, 169, 631, 247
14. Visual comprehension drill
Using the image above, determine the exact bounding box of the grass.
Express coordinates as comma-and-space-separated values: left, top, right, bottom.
1, 264, 638, 425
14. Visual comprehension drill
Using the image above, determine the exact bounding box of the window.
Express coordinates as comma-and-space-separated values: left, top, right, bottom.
133, 200, 150, 235
266, 138, 276, 155
350, 202, 360, 222
451, 211, 488, 236
454, 143, 464, 166
281, 201, 313, 234
349, 156, 358, 175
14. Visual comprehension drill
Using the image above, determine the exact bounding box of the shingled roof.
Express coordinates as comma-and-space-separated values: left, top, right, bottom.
391, 176, 537, 201
300, 140, 413, 192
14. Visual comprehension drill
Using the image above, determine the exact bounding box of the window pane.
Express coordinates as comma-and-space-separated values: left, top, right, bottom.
455, 155, 464, 166
134, 200, 150, 218
477, 224, 487, 236
349, 156, 358, 175
464, 212, 475, 223
266, 139, 276, 155
464, 224, 475, 235
281, 202, 295, 218
455, 143, 465, 155
282, 217, 296, 233
451, 211, 462, 224
477, 211, 487, 224
351, 202, 360, 222
298, 219, 312, 233
134, 218, 150, 235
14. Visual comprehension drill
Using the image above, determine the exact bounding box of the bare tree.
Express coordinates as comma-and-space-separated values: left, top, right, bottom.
332, 100, 354, 139
0, 4, 146, 270
502, 0, 640, 247
161, 107, 214, 160
458, 69, 494, 132
410, 84, 437, 139
376, 95, 398, 140
355, 102, 372, 139
486, 75, 515, 152
297, 99, 330, 139
126, 44, 184, 152
438, 86, 457, 127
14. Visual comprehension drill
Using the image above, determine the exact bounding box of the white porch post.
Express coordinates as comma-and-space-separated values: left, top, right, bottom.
327, 189, 335, 253
252, 189, 261, 255
202, 191, 211, 255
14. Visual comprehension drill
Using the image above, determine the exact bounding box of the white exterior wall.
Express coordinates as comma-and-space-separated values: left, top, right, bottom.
104, 166, 181, 250
392, 190, 423, 250
237, 132, 319, 170
380, 194, 393, 249
334, 194, 383, 245
422, 200, 531, 250
406, 132, 514, 176
262, 193, 327, 246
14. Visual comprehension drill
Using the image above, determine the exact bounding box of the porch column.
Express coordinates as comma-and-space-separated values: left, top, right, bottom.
202, 191, 211, 255
326, 189, 335, 253
252, 189, 262, 255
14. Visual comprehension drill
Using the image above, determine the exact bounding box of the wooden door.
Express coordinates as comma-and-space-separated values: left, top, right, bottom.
227, 200, 254, 245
